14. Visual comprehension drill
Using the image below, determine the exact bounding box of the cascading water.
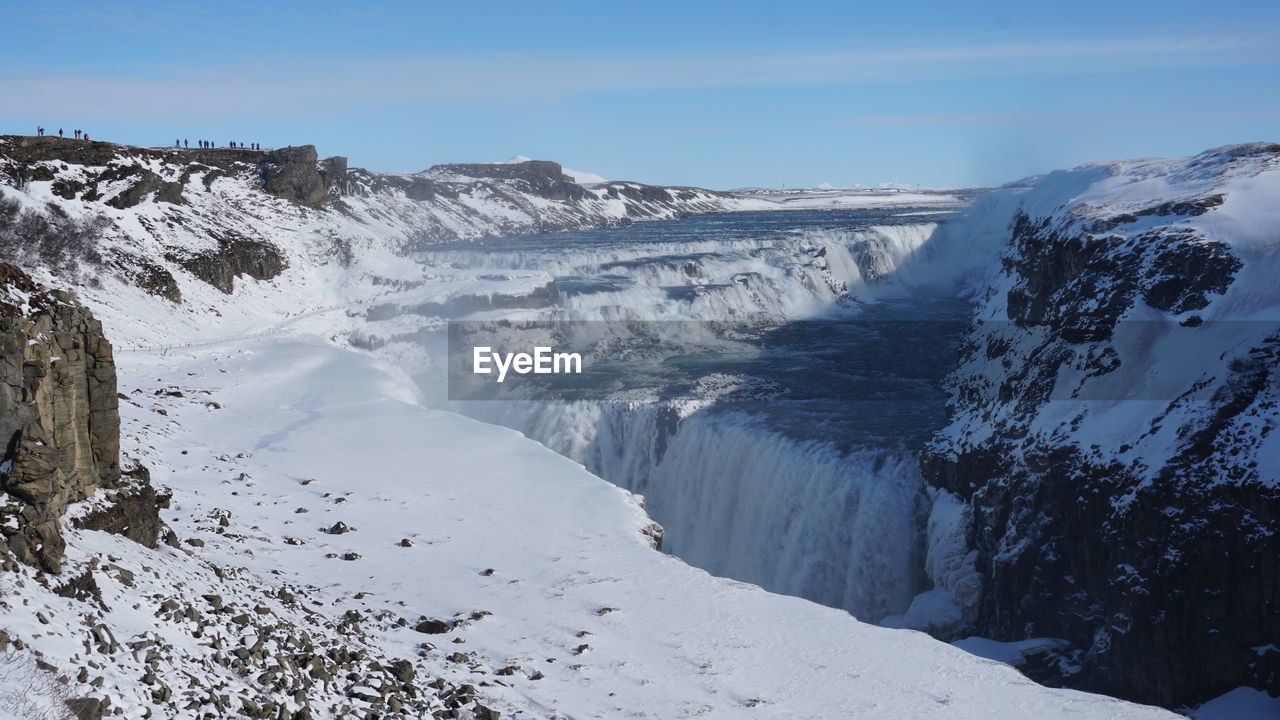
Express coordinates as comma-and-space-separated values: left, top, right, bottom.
471, 398, 931, 621
394, 208, 972, 623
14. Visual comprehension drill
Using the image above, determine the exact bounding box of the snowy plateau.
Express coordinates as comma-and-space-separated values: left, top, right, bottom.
0, 133, 1276, 720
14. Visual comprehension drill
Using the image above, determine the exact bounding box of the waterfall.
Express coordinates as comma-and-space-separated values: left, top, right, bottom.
406, 214, 964, 623
463, 398, 928, 621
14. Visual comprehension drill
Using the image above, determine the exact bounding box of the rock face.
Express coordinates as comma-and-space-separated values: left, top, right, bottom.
920, 143, 1280, 708
0, 262, 159, 572
261, 145, 348, 206
166, 236, 288, 294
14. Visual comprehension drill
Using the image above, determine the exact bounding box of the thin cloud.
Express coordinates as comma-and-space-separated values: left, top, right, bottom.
839, 108, 1280, 126
3, 33, 1277, 122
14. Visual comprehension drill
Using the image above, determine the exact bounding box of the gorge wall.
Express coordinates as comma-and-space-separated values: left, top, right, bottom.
920, 143, 1280, 707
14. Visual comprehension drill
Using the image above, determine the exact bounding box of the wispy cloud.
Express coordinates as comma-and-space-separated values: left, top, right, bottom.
4, 33, 1277, 122
838, 108, 1280, 126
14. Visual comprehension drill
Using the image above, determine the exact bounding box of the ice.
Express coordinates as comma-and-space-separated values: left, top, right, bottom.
1190, 687, 1280, 719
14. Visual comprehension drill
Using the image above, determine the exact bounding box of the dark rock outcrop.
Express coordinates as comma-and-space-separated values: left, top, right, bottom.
64, 697, 104, 720
72, 461, 169, 549
0, 263, 162, 572
113, 254, 182, 303
261, 145, 347, 206
100, 166, 187, 209
166, 236, 287, 294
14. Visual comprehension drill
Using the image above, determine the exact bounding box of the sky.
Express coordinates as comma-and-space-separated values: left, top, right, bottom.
2, 0, 1278, 189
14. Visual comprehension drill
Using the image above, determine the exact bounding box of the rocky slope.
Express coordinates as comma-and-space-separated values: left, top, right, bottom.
0, 245, 519, 718
918, 143, 1280, 708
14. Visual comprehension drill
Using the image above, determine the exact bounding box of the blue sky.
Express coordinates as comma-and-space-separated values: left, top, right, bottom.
2, 0, 1278, 188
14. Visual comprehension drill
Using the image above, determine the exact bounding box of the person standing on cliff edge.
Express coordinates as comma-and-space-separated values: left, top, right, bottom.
58, 128, 63, 138
36, 126, 43, 136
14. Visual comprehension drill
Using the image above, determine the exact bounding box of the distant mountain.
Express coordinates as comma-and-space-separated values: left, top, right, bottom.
497, 154, 607, 184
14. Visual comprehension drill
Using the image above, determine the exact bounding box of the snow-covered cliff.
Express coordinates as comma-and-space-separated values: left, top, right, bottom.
920, 143, 1280, 707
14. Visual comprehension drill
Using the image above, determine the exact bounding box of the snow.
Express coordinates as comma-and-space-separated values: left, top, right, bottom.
562, 167, 607, 185
99, 331, 1176, 718
1197, 169, 1280, 256
951, 637, 1072, 667
896, 588, 964, 634
1190, 687, 1280, 719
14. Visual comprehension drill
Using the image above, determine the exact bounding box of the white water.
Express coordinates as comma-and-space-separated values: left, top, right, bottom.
411, 210, 967, 622
420, 220, 940, 323
466, 398, 928, 621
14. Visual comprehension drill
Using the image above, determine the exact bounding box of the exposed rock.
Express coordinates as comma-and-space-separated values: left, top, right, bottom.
414, 618, 451, 634
167, 236, 287, 294
261, 145, 335, 206
1, 263, 130, 572
389, 659, 415, 683
111, 253, 182, 303
73, 461, 167, 548
53, 568, 104, 604
318, 155, 349, 195
100, 165, 185, 209
65, 697, 104, 720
